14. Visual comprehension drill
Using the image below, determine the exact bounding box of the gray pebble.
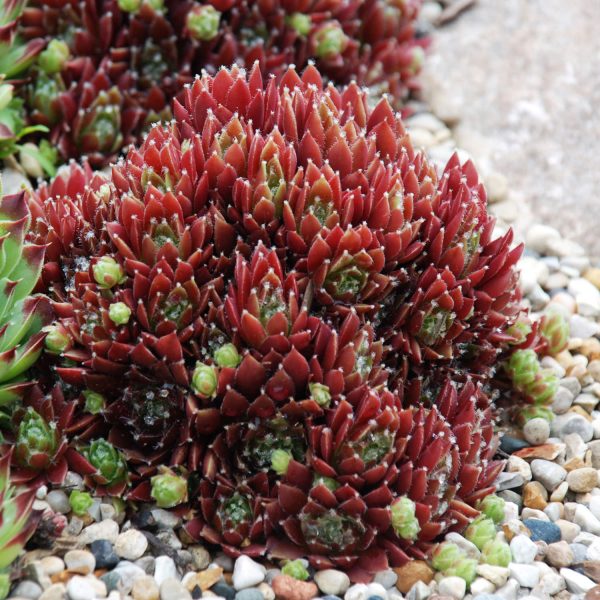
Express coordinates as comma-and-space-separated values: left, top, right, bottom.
523, 418, 550, 445
159, 578, 191, 600
11, 581, 42, 600
45, 490, 70, 514
531, 459, 567, 491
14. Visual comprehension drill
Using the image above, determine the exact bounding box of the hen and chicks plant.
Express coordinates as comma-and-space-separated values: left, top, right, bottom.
7, 63, 530, 579
1, 0, 425, 170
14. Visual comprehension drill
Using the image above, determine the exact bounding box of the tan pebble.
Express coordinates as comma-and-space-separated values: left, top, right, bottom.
568, 467, 599, 492
584, 268, 600, 289
569, 364, 589, 381
571, 406, 594, 420
184, 567, 223, 592
502, 520, 531, 542
40, 557, 65, 577
132, 575, 159, 600
565, 457, 587, 471
523, 481, 548, 509
271, 575, 318, 600
546, 541, 574, 568
556, 519, 581, 542
551, 481, 570, 502
556, 350, 576, 369
258, 582, 275, 600
393, 561, 434, 593
579, 338, 600, 360
584, 561, 600, 584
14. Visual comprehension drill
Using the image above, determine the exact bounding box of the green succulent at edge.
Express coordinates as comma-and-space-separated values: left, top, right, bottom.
0, 449, 41, 599
0, 183, 52, 407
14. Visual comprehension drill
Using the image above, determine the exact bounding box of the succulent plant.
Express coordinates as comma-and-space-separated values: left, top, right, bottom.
505, 348, 559, 421
539, 306, 569, 356
0, 450, 41, 599
0, 187, 52, 407
431, 542, 464, 572
464, 515, 496, 551
476, 494, 505, 524
31, 64, 523, 576
69, 490, 93, 516
481, 538, 511, 567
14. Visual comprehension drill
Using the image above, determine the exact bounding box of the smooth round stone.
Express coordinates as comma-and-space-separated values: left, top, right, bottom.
211, 582, 236, 600
523, 418, 550, 446
568, 468, 599, 493
154, 556, 177, 586
571, 543, 589, 563
234, 590, 264, 600
159, 578, 192, 600
115, 529, 148, 560
11, 580, 42, 599
320, 597, 343, 600
438, 576, 467, 599
40, 556, 65, 576
500, 436, 530, 454
189, 546, 211, 570
46, 489, 71, 514
233, 556, 266, 590
531, 459, 567, 491
315, 570, 351, 596
373, 569, 397, 589
38, 583, 66, 600
64, 550, 96, 575
132, 575, 160, 600
546, 541, 574, 567
365, 583, 387, 598
523, 518, 561, 543
101, 571, 123, 594
79, 519, 119, 544
66, 576, 107, 600
135, 556, 156, 575
90, 540, 119, 569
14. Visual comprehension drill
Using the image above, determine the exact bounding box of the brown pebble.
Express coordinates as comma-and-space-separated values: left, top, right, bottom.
523, 481, 548, 510
514, 444, 564, 460
272, 574, 318, 600
585, 584, 600, 600
393, 560, 434, 594
585, 562, 600, 584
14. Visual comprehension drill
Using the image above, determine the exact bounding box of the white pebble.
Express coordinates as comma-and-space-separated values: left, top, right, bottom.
115, 529, 148, 560
438, 576, 466, 599
232, 555, 266, 590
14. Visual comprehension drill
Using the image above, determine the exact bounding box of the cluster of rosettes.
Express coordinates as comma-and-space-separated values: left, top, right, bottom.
7, 64, 524, 578
5, 0, 424, 169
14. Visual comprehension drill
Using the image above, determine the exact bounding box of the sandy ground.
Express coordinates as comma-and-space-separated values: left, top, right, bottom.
420, 0, 600, 258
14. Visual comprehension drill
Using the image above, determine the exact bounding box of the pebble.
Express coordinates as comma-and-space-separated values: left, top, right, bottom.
510, 535, 538, 564
438, 577, 466, 599
531, 459, 567, 490
523, 418, 550, 445
508, 563, 539, 588
12, 581, 42, 599
40, 557, 65, 577
132, 575, 160, 600
212, 583, 236, 600
551, 481, 570, 502
506, 455, 532, 481
256, 582, 274, 600
546, 541, 574, 567
526, 224, 562, 255
64, 550, 96, 575
79, 519, 119, 544
66, 575, 107, 600
476, 565, 509, 587
373, 570, 397, 589
232, 556, 266, 590
159, 578, 192, 600
575, 505, 600, 535
572, 543, 589, 562
271, 575, 318, 600
154, 556, 177, 586
561, 568, 597, 593
90, 540, 119, 569
470, 578, 495, 595
344, 584, 368, 600
111, 562, 147, 591
523, 518, 561, 543
537, 571, 567, 595
189, 546, 211, 570
46, 490, 70, 514
557, 414, 595, 442
234, 589, 264, 600
315, 570, 351, 596
38, 584, 66, 600
569, 468, 599, 492
115, 529, 149, 560
553, 387, 576, 414
523, 481, 548, 510
393, 561, 434, 593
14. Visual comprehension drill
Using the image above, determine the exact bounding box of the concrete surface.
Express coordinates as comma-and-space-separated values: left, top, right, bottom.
421, 0, 600, 258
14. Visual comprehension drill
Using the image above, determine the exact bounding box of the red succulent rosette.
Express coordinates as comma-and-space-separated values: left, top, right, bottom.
4, 384, 100, 486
